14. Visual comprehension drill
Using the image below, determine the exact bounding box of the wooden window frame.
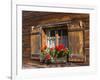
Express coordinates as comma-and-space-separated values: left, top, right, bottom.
43, 26, 68, 48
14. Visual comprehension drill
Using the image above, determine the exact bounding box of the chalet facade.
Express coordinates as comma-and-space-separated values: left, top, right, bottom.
22, 11, 89, 68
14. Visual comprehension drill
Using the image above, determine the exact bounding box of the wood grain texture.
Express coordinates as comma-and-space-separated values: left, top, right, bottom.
22, 11, 89, 66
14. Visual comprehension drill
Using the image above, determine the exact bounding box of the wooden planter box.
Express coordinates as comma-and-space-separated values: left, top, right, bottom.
40, 56, 68, 64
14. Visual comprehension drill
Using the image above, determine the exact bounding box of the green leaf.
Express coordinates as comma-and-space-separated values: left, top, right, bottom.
67, 49, 72, 55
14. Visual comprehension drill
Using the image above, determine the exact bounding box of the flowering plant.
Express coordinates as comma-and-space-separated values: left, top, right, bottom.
40, 44, 72, 64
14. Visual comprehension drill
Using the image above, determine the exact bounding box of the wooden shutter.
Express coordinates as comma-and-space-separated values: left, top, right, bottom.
31, 27, 41, 57
68, 31, 83, 54
68, 20, 85, 62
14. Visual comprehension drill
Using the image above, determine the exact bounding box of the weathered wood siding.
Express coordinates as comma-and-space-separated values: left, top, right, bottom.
22, 11, 89, 66
22, 25, 31, 64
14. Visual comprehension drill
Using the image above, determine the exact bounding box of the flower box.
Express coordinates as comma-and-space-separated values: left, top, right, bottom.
40, 44, 71, 64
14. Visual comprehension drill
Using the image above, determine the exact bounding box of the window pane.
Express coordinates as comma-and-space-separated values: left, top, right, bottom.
61, 29, 67, 48
62, 36, 67, 48
62, 29, 67, 35
51, 30, 55, 37
47, 29, 68, 48
58, 30, 61, 36
47, 30, 56, 48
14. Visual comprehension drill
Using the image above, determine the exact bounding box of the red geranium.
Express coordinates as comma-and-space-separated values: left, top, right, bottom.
55, 44, 65, 52
50, 47, 55, 51
45, 53, 51, 60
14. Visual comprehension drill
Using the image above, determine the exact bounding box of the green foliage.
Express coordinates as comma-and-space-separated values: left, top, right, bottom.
67, 49, 72, 55
40, 44, 72, 64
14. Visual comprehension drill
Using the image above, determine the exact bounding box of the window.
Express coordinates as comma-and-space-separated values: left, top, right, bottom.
46, 28, 68, 48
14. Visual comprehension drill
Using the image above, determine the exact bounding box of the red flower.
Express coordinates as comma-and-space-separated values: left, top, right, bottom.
45, 53, 51, 60
55, 44, 65, 52
50, 47, 55, 51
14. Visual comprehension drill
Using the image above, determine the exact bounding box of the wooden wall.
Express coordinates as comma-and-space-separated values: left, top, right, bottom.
22, 11, 89, 66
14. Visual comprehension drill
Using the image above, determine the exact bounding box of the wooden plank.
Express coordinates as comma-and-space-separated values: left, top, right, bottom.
31, 28, 41, 56
41, 29, 47, 47
85, 30, 89, 48
68, 28, 88, 32
68, 31, 84, 62
68, 31, 83, 54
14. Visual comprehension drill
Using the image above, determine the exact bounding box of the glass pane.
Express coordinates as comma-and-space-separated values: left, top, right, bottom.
47, 30, 56, 48
58, 30, 61, 36
50, 30, 55, 37
47, 29, 68, 48
62, 29, 67, 35
62, 36, 67, 48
